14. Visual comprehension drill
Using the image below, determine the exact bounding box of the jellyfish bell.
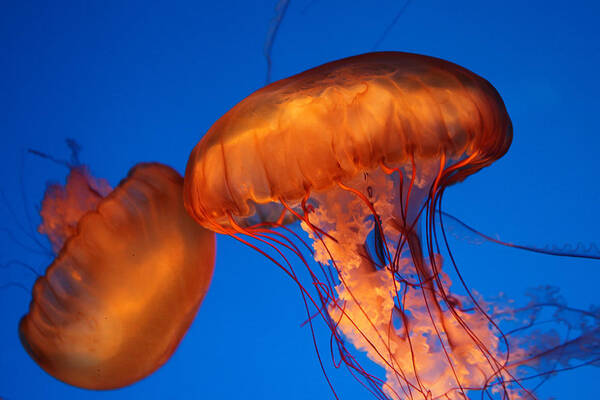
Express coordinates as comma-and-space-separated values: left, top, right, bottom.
184, 52, 598, 399
184, 51, 512, 232
19, 162, 216, 390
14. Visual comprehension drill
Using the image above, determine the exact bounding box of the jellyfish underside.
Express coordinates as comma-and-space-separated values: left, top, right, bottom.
20, 162, 216, 390
297, 166, 598, 399
303, 164, 520, 399
184, 52, 600, 399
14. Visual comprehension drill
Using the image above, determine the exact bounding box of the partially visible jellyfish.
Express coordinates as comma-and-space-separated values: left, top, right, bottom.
184, 52, 599, 399
19, 151, 216, 390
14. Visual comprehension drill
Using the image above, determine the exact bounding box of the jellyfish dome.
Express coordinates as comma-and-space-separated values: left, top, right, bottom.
20, 162, 215, 390
184, 51, 511, 232
184, 52, 597, 399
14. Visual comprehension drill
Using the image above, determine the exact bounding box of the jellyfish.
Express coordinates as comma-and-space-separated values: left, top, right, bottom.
183, 52, 599, 399
19, 160, 216, 390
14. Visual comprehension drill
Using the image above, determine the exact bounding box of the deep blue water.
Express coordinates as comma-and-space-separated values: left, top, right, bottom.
1, 1, 599, 399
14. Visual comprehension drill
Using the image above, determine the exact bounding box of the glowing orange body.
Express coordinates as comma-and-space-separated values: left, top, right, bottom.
181, 52, 600, 400
184, 52, 512, 231
20, 163, 215, 390
181, 52, 533, 399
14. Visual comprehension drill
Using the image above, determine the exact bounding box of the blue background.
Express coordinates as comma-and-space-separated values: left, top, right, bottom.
1, 1, 599, 398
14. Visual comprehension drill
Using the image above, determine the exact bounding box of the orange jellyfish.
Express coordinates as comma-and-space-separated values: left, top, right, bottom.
183, 52, 599, 399
19, 161, 215, 390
